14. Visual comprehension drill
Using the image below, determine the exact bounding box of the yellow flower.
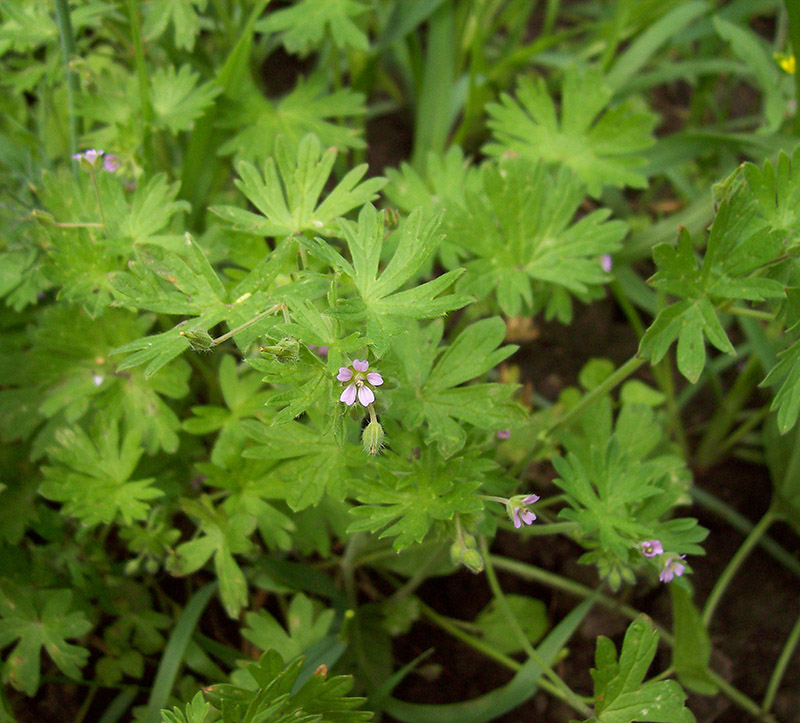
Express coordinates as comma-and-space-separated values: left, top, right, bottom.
776, 53, 795, 74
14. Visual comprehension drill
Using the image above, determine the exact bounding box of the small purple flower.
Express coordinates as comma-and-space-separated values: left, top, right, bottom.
507, 494, 540, 529
659, 555, 686, 583
309, 344, 329, 357
103, 154, 120, 172
601, 254, 613, 273
337, 359, 383, 407
497, 429, 511, 440
73, 149, 105, 171
640, 540, 663, 558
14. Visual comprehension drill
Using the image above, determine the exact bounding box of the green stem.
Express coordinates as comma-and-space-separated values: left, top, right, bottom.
656, 355, 689, 456
340, 534, 382, 687
54, 0, 79, 162
490, 555, 673, 644
695, 355, 762, 471
550, 355, 645, 434
418, 599, 521, 672
691, 487, 800, 578
762, 605, 800, 713
703, 404, 771, 471
89, 170, 107, 229
786, 0, 800, 134
707, 670, 777, 722
702, 509, 778, 627
211, 304, 284, 346
725, 306, 775, 321
125, 0, 153, 155
419, 598, 593, 706
480, 538, 593, 718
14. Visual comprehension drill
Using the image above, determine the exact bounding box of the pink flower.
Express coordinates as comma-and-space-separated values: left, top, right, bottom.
601, 254, 613, 272
659, 555, 686, 583
497, 429, 510, 440
506, 494, 540, 528
337, 359, 383, 407
103, 154, 120, 172
640, 540, 663, 558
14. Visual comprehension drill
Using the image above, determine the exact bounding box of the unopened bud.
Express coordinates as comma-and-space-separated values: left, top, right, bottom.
179, 329, 214, 352
383, 207, 400, 229
73, 149, 105, 172
260, 336, 300, 363
461, 549, 484, 574
450, 541, 463, 566
30, 209, 56, 226
362, 421, 385, 456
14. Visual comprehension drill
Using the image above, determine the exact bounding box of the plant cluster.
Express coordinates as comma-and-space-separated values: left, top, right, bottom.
2, 1, 800, 721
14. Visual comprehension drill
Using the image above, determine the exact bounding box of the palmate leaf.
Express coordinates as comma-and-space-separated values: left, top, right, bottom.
169, 497, 256, 618
586, 616, 694, 723
183, 355, 273, 468
485, 66, 656, 196
348, 446, 487, 551
200, 650, 371, 723
0, 581, 92, 696
110, 237, 292, 377
241, 418, 357, 510
218, 75, 366, 166
212, 133, 385, 239
243, 593, 335, 661
391, 317, 525, 457
446, 158, 627, 322
143, 0, 207, 51
151, 65, 221, 134
32, 169, 188, 316
39, 418, 162, 528
640, 196, 785, 383
256, 0, 369, 54
300, 204, 472, 355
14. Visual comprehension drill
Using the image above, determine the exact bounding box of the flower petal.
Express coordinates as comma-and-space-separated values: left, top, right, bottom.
340, 384, 357, 406
357, 385, 375, 406
337, 367, 353, 382
512, 508, 522, 528
353, 359, 369, 372
522, 494, 539, 505
519, 509, 536, 525
366, 372, 383, 386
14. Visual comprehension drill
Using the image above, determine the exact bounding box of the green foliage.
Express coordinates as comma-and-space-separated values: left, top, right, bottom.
553, 366, 707, 589
151, 65, 221, 134
0, 581, 91, 695
3, 0, 793, 719
391, 317, 525, 457
256, 0, 369, 54
243, 593, 335, 661
348, 445, 488, 551
40, 418, 162, 528
443, 158, 627, 321
213, 134, 385, 239
168, 650, 372, 723
640, 198, 785, 383
144, 0, 208, 51
218, 75, 367, 165
301, 204, 472, 355
485, 67, 656, 196
585, 616, 694, 723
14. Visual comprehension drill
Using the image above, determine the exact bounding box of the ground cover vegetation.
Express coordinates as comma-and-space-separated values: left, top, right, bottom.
1, 0, 800, 721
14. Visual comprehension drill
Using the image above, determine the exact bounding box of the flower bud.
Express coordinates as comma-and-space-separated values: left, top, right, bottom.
73, 149, 105, 172
383, 207, 400, 229
260, 336, 300, 363
450, 541, 463, 566
362, 421, 385, 456
460, 549, 484, 574
179, 329, 214, 352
